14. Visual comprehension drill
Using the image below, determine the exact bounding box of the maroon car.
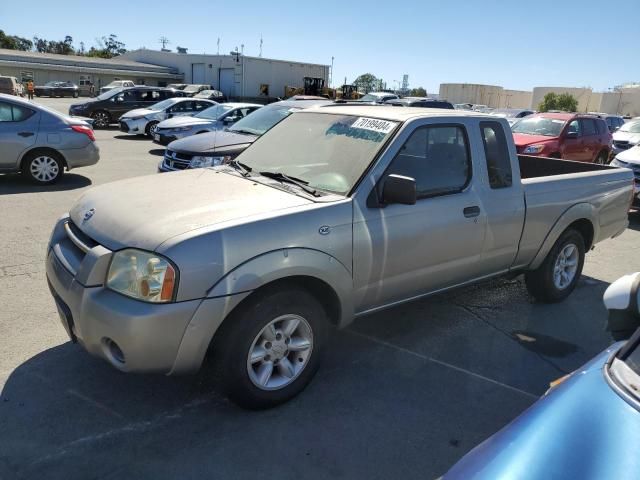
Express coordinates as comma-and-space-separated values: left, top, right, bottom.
512, 113, 612, 164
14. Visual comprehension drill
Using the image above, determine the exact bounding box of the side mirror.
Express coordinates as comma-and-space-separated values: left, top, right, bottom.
565, 131, 579, 139
167, 113, 173, 119
223, 116, 236, 124
382, 174, 417, 205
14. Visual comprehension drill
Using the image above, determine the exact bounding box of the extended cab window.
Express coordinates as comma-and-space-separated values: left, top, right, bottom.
0, 102, 34, 122
386, 125, 470, 198
480, 122, 512, 188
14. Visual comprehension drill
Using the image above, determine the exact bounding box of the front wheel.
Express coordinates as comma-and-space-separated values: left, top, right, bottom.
211, 285, 328, 409
91, 110, 111, 128
145, 121, 159, 137
73, 91, 79, 98
525, 229, 585, 302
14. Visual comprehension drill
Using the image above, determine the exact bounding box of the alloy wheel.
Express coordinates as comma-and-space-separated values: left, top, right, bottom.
246, 314, 313, 390
553, 243, 579, 290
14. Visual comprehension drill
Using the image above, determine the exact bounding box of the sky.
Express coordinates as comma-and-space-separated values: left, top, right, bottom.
2, 0, 639, 94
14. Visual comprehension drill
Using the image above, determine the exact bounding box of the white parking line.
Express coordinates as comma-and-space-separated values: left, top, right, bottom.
346, 329, 539, 400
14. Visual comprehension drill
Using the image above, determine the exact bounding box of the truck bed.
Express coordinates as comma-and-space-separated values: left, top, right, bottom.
513, 155, 634, 269
518, 155, 611, 179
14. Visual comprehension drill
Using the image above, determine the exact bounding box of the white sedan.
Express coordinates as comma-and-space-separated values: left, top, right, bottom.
118, 98, 217, 137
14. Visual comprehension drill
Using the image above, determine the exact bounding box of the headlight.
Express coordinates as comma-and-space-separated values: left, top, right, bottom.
128, 115, 146, 121
190, 155, 229, 168
611, 157, 622, 167
173, 126, 193, 132
523, 144, 545, 154
107, 249, 177, 303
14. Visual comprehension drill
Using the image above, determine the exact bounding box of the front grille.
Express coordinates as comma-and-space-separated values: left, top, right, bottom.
119, 121, 129, 133
614, 140, 631, 150
163, 150, 193, 170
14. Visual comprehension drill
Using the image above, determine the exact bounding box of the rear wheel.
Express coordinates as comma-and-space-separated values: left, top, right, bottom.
525, 229, 585, 302
22, 151, 64, 185
595, 150, 608, 165
91, 110, 111, 128
211, 284, 328, 409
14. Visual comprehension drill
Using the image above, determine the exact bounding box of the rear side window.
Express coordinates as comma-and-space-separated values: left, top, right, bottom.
480, 121, 512, 188
0, 101, 34, 122
597, 119, 609, 134
386, 125, 471, 198
581, 119, 598, 136
139, 90, 161, 102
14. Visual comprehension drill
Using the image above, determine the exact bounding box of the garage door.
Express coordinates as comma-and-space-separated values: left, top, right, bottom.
192, 63, 205, 84
219, 68, 235, 97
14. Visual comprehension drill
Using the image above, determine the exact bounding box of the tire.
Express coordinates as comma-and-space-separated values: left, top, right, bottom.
73, 91, 79, 98
594, 150, 608, 165
22, 151, 64, 185
211, 284, 329, 409
145, 121, 159, 137
91, 110, 111, 128
525, 229, 585, 303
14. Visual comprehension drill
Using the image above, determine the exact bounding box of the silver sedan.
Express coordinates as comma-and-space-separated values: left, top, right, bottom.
0, 93, 99, 184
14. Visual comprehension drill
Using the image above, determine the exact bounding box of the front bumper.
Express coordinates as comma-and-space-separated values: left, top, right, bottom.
45, 216, 241, 374
153, 132, 178, 146
119, 117, 147, 135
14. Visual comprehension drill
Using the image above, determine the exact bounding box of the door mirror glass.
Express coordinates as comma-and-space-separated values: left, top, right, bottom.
382, 174, 417, 205
565, 130, 579, 139
223, 115, 236, 124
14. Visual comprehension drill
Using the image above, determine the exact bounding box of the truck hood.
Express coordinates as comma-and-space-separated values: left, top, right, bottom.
69, 169, 313, 251
613, 131, 640, 144
120, 108, 155, 119
512, 133, 556, 146
157, 116, 213, 129
168, 130, 258, 154
616, 145, 640, 164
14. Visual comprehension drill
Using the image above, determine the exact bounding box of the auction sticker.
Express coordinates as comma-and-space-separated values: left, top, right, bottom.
351, 117, 397, 134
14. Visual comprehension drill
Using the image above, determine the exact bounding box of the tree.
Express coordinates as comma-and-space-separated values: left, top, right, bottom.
86, 34, 126, 58
0, 30, 32, 51
353, 73, 378, 93
410, 87, 427, 97
33, 35, 74, 55
538, 92, 578, 112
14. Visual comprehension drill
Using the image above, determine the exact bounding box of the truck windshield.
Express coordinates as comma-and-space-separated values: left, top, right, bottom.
512, 117, 565, 136
235, 113, 398, 195
619, 121, 640, 133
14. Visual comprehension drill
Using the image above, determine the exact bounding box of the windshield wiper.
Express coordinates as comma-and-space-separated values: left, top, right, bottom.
228, 128, 258, 136
258, 171, 320, 197
227, 158, 252, 177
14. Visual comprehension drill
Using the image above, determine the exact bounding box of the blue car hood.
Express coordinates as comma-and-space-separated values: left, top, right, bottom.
445, 345, 640, 480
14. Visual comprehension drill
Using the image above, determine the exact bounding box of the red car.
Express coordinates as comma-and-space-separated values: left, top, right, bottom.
512, 113, 612, 163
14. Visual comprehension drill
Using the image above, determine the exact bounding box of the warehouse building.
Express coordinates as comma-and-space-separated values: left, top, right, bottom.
439, 83, 532, 109
119, 49, 330, 102
0, 48, 182, 96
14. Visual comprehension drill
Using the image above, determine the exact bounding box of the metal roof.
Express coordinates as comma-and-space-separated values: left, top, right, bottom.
0, 48, 181, 78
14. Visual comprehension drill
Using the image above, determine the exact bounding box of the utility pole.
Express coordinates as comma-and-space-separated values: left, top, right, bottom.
217, 38, 220, 55
259, 35, 263, 57
159, 36, 170, 50
330, 56, 334, 88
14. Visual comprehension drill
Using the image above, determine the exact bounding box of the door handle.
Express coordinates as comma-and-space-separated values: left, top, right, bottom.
463, 206, 481, 218
18, 131, 34, 137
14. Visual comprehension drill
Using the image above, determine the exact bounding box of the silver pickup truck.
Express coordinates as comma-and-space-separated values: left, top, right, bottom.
46, 106, 634, 408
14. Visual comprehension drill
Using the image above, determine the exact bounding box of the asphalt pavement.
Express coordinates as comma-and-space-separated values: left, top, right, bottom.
1, 97, 639, 479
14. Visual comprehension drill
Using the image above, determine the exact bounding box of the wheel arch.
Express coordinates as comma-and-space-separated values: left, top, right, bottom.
528, 204, 597, 270
20, 146, 67, 171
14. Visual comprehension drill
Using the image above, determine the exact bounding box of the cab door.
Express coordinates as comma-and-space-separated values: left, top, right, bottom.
562, 119, 590, 161
580, 118, 600, 162
352, 121, 487, 311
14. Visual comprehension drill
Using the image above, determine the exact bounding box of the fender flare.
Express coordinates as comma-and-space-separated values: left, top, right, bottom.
207, 248, 354, 326
528, 203, 598, 270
